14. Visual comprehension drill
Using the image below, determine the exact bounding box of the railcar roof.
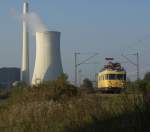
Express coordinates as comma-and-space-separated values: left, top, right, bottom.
100, 61, 126, 73
98, 69, 126, 75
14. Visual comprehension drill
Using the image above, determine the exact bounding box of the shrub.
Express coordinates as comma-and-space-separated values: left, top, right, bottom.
0, 74, 150, 131
144, 72, 150, 81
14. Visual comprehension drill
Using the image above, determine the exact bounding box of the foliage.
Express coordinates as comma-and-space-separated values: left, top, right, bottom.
126, 78, 136, 93
137, 80, 148, 94
81, 78, 93, 90
144, 72, 150, 81
127, 72, 150, 94
0, 73, 150, 131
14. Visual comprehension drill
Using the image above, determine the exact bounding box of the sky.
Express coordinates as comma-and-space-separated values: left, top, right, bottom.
0, 0, 150, 83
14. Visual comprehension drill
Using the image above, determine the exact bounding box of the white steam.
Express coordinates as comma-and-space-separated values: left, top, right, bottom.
22, 12, 48, 34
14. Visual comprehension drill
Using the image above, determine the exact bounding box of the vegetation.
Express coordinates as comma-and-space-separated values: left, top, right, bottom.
80, 78, 94, 92
0, 73, 150, 132
127, 71, 150, 94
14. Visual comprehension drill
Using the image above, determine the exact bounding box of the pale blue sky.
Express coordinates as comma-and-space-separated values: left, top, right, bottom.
0, 0, 150, 82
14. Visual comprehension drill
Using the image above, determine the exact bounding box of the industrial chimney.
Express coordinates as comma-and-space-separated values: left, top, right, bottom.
32, 31, 63, 85
21, 2, 30, 84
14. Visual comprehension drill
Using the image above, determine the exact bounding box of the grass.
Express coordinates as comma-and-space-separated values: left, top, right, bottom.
0, 79, 150, 132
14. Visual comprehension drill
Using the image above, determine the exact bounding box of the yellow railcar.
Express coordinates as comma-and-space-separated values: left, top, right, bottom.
97, 62, 126, 93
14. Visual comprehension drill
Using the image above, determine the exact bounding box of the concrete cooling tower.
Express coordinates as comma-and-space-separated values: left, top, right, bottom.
32, 31, 63, 85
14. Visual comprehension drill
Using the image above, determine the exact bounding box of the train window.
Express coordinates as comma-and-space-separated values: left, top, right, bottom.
103, 75, 105, 80
108, 74, 116, 80
103, 74, 126, 80
116, 74, 126, 80
101, 75, 106, 80
100, 76, 102, 80
124, 74, 126, 80
117, 74, 123, 80
107, 74, 109, 80
105, 75, 108, 80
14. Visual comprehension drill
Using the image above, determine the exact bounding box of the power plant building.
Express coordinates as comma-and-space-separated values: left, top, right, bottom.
20, 2, 63, 85
32, 31, 63, 85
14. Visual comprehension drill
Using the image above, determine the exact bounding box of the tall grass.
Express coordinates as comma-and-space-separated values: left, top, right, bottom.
0, 79, 150, 132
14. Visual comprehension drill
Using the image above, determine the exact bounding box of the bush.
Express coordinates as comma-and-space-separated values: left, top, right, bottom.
0, 74, 150, 131
81, 78, 93, 92
144, 72, 150, 81
146, 83, 150, 93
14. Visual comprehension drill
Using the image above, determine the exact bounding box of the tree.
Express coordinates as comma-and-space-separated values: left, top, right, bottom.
126, 78, 136, 93
81, 78, 93, 90
138, 72, 150, 94
144, 72, 150, 81
138, 80, 148, 94
57, 73, 68, 83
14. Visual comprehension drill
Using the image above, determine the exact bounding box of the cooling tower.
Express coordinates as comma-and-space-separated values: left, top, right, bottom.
32, 31, 63, 85
21, 2, 30, 84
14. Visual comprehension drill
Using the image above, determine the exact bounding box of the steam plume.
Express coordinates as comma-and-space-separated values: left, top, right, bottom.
23, 12, 48, 34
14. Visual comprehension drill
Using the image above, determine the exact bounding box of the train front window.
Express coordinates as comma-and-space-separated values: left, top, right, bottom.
117, 74, 123, 80
116, 74, 126, 80
124, 74, 126, 80
108, 74, 116, 80
107, 74, 126, 80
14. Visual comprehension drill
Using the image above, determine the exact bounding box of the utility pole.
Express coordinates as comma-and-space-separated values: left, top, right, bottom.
74, 52, 80, 86
136, 52, 140, 80
131, 52, 140, 80
78, 69, 82, 86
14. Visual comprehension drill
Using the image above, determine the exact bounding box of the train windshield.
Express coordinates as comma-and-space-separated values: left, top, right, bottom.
108, 74, 116, 80
107, 74, 126, 80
